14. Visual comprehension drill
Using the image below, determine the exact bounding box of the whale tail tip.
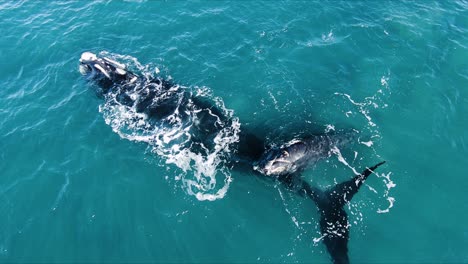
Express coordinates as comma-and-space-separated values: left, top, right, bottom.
301, 161, 386, 264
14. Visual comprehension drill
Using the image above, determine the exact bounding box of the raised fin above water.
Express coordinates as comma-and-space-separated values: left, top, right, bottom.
284, 161, 386, 264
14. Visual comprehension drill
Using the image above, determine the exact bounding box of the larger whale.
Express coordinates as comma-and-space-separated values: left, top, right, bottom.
79, 51, 239, 155
79, 51, 385, 264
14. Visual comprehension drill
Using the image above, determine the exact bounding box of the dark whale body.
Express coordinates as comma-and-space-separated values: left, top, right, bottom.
79, 52, 232, 153
79, 52, 385, 264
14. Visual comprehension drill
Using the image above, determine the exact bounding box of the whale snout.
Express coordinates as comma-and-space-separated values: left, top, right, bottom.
261, 160, 292, 176
79, 52, 99, 76
80, 52, 98, 63
79, 51, 136, 89
254, 148, 294, 176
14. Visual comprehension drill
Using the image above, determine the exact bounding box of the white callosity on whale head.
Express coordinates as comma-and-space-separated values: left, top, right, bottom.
103, 57, 126, 70
94, 64, 111, 79
255, 149, 295, 176
80, 52, 97, 63
255, 140, 312, 176
102, 57, 128, 76
115, 68, 127, 75
79, 51, 128, 78
263, 160, 293, 176
79, 52, 98, 75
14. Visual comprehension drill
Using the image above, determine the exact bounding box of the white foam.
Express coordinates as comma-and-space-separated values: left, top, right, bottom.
335, 92, 377, 127
381, 75, 389, 87
277, 188, 301, 228
377, 197, 395, 214
313, 234, 326, 244
330, 146, 360, 175
321, 30, 334, 42
325, 124, 335, 132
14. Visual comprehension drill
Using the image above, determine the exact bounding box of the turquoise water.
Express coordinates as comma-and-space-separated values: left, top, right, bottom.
1, 0, 468, 263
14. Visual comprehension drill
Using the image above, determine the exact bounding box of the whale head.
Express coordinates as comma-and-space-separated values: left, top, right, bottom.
254, 140, 308, 176
255, 149, 294, 176
79, 52, 137, 90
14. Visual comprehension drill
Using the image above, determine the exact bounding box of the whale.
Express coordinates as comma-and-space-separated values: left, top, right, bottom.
253, 132, 385, 263
80, 51, 191, 120
79, 51, 384, 264
79, 51, 271, 163
79, 51, 239, 154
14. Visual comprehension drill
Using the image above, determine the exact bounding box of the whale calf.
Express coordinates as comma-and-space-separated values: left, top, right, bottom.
253, 133, 385, 263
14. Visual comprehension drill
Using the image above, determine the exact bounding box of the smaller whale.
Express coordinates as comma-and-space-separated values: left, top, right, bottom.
253, 132, 384, 263
254, 133, 356, 176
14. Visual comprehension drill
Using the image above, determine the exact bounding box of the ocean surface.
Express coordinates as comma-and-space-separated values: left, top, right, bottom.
1, 0, 467, 263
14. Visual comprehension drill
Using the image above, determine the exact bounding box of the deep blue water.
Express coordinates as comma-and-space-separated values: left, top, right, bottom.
1, 1, 467, 263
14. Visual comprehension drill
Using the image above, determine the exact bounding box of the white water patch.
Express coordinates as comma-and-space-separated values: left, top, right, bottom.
377, 197, 395, 214
376, 171, 396, 214
335, 71, 391, 134
312, 233, 326, 245
321, 30, 335, 42
277, 188, 300, 228
381, 75, 389, 87
97, 52, 240, 201
298, 30, 350, 47
331, 145, 397, 214
267, 90, 282, 112
324, 124, 335, 133
360, 140, 374, 147
330, 146, 360, 176
333, 78, 395, 210
335, 92, 377, 128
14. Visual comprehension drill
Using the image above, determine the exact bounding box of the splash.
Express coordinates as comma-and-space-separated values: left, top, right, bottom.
335, 92, 377, 128
96, 52, 240, 201
377, 197, 395, 214
330, 146, 360, 176
331, 73, 395, 214
376, 171, 396, 213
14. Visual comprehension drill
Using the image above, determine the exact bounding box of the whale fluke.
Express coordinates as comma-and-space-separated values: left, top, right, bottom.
282, 161, 386, 264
